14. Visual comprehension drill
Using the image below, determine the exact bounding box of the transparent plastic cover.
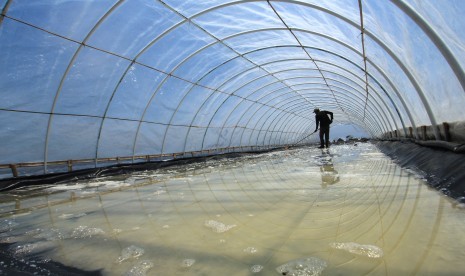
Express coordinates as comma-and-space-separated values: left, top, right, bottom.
1, 0, 464, 175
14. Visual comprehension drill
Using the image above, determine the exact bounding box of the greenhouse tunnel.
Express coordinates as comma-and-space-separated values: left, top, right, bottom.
1, 0, 465, 275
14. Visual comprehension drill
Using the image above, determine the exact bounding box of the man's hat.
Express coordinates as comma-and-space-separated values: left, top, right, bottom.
313, 108, 320, 113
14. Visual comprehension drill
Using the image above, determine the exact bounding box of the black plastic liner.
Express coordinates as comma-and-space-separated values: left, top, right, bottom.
375, 140, 465, 202
0, 242, 101, 276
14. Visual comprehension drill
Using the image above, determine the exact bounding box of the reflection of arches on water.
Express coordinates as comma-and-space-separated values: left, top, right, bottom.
318, 150, 340, 188
0, 147, 454, 275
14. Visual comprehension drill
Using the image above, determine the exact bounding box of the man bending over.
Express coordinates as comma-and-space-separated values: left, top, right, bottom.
313, 108, 333, 148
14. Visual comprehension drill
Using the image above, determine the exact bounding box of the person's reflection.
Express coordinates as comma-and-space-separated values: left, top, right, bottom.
320, 150, 340, 188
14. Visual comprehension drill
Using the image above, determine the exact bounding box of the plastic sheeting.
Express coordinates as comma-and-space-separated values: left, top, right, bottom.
1, 0, 465, 177
375, 140, 465, 200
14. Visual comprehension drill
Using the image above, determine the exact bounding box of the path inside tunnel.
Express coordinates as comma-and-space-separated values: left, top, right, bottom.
1, 143, 465, 275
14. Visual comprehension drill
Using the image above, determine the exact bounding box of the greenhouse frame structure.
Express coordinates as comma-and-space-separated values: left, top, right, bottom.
1, 0, 464, 178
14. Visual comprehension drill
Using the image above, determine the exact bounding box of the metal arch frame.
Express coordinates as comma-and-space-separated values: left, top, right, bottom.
262, 91, 384, 147
237, 97, 310, 147
273, 103, 345, 146
160, 73, 295, 153
175, 80, 312, 154
44, 2, 376, 166
133, 37, 314, 156
213, 62, 381, 149
297, 88, 389, 135
258, 105, 315, 147
219, 86, 298, 147
290, 96, 382, 137
217, 58, 396, 149
314, 57, 416, 138
0, 0, 12, 25
270, 112, 311, 146
277, 109, 372, 146
222, 88, 316, 148
312, 63, 407, 135
391, 0, 465, 95
147, 24, 402, 157
178, 84, 309, 153
236, 99, 310, 147
290, 77, 396, 133
43, 0, 126, 173
249, 99, 316, 144
271, 0, 453, 138
277, 99, 381, 142
213, 63, 396, 150
307, 53, 416, 136
11, 0, 453, 171
286, 35, 412, 133
221, 86, 356, 150
158, 25, 416, 156
159, 60, 301, 154
179, 86, 305, 153
142, 7, 315, 155
272, 100, 379, 145
117, 21, 414, 160
294, 86, 391, 136
241, 92, 379, 149
186, 0, 442, 136
277, 74, 397, 132
264, 50, 415, 137
190, 64, 322, 150
0, 0, 452, 172
362, 28, 441, 139
266, 0, 348, 119
198, 73, 318, 150
360, 58, 419, 138
244, 84, 387, 148
192, 55, 395, 152
158, 1, 452, 151
239, 101, 302, 147
274, 102, 379, 145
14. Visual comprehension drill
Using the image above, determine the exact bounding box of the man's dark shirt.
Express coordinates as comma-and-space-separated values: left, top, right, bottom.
315, 110, 334, 130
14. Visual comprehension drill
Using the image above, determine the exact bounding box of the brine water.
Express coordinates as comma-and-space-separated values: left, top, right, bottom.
1, 143, 465, 275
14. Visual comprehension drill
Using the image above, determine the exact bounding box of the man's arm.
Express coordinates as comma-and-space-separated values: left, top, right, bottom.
328, 111, 333, 121
314, 115, 319, 131
327, 111, 334, 123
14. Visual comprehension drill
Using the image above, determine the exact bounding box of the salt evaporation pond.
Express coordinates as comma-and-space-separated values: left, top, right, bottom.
1, 143, 465, 275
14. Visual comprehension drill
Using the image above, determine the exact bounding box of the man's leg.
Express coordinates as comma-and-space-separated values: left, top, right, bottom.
319, 129, 325, 148
325, 128, 330, 148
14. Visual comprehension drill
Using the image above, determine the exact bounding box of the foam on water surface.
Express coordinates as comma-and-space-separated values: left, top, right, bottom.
181, 258, 195, 268
250, 264, 263, 273
330, 242, 384, 258
117, 245, 145, 263
70, 226, 105, 239
276, 257, 327, 276
124, 260, 153, 276
204, 220, 237, 233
